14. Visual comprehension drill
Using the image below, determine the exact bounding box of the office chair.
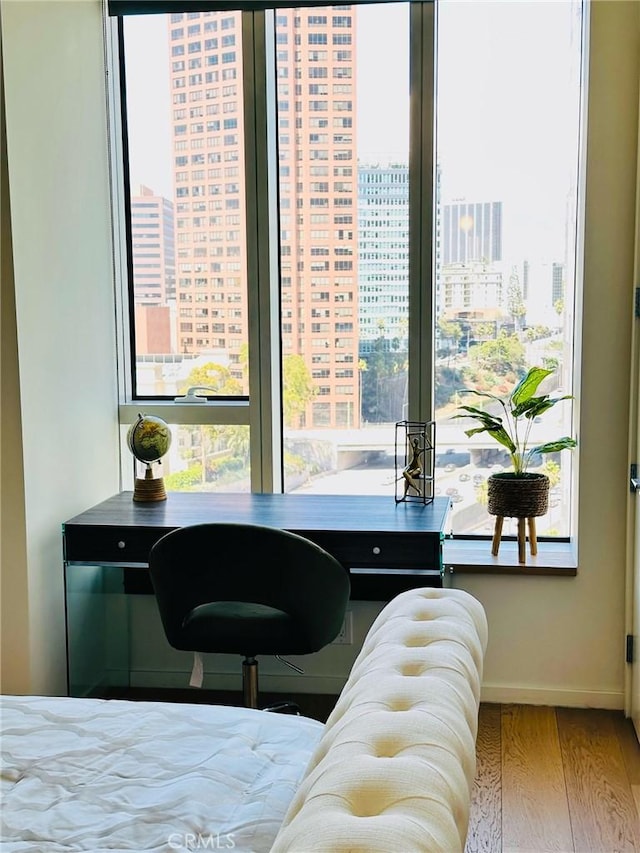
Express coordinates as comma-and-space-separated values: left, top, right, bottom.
148, 522, 351, 710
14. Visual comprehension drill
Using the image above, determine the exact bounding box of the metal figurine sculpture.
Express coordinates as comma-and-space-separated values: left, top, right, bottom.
403, 437, 424, 496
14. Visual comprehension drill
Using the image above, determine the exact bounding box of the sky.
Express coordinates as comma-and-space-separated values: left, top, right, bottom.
123, 1, 583, 261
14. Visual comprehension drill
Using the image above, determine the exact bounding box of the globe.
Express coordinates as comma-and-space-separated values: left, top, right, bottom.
127, 414, 172, 464
127, 414, 172, 502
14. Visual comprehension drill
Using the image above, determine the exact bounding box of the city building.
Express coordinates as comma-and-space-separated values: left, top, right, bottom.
357, 164, 409, 354
439, 260, 505, 342
130, 184, 175, 307
516, 257, 566, 329
167, 9, 358, 427
442, 199, 502, 265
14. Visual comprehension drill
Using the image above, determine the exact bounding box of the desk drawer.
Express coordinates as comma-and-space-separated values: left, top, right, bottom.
305, 531, 442, 570
64, 526, 172, 564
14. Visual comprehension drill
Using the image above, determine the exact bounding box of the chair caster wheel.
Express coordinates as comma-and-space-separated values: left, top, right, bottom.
262, 700, 300, 715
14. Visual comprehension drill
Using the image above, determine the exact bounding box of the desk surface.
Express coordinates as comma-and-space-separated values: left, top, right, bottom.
64, 491, 451, 535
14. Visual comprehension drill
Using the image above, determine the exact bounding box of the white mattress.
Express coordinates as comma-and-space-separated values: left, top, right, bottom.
0, 695, 324, 853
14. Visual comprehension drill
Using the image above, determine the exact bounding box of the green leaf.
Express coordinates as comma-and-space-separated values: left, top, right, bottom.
522, 395, 573, 420
453, 404, 503, 421
486, 426, 517, 454
465, 423, 516, 453
511, 396, 549, 419
531, 437, 578, 455
510, 367, 553, 407
464, 426, 489, 438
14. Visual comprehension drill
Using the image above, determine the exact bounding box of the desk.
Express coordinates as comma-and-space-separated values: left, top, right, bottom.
62, 492, 450, 695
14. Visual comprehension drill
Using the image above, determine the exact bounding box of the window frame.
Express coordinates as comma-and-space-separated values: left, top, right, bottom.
109, 1, 583, 567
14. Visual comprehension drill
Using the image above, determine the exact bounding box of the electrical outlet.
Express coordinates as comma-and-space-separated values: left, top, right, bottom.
332, 611, 353, 645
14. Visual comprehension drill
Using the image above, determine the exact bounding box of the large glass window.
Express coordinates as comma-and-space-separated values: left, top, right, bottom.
276, 4, 410, 494
434, 0, 581, 536
115, 1, 583, 539
122, 11, 248, 400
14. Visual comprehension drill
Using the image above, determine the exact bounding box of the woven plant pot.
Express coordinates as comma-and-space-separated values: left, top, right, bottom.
487, 472, 549, 518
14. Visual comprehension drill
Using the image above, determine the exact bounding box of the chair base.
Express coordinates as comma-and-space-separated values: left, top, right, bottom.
243, 657, 259, 709
242, 656, 300, 714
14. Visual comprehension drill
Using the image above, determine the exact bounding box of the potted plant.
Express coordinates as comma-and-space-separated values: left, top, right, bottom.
454, 366, 577, 560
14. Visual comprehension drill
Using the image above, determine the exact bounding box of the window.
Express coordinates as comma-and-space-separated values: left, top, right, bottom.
116, 1, 583, 544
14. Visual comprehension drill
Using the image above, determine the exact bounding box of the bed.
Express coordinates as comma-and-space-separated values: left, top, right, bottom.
0, 696, 323, 852
1, 588, 488, 853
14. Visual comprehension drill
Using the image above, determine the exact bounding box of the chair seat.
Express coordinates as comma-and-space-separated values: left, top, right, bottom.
182, 601, 310, 656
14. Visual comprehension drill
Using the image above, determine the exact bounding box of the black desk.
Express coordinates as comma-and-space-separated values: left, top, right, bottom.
62, 492, 450, 695
63, 491, 451, 597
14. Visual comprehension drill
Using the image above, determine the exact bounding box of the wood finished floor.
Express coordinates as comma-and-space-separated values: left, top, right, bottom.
108, 690, 640, 851
466, 704, 640, 853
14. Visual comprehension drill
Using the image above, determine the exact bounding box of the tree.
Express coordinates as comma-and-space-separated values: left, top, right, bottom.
474, 322, 495, 341
468, 330, 526, 379
283, 354, 316, 428
542, 459, 561, 488
554, 298, 564, 319
437, 318, 463, 356
179, 362, 243, 396
173, 363, 246, 483
434, 365, 465, 413
507, 267, 526, 332
360, 337, 408, 423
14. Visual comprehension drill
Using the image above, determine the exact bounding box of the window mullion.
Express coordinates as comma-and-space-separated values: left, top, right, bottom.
243, 9, 283, 493
408, 0, 436, 422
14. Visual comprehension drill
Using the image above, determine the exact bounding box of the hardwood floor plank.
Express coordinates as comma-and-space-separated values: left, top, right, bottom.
501, 704, 573, 852
615, 713, 640, 783
466, 703, 502, 853
615, 713, 640, 826
557, 708, 640, 852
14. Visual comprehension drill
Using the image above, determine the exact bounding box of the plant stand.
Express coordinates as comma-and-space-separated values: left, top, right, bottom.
491, 515, 538, 564
487, 473, 549, 565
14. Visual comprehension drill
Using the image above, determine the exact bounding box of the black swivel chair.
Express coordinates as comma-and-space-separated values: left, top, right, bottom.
148, 522, 351, 710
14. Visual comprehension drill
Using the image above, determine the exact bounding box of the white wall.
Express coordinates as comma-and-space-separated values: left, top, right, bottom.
1, 34, 30, 693
1, 0, 120, 695
454, 0, 640, 709
1, 0, 638, 707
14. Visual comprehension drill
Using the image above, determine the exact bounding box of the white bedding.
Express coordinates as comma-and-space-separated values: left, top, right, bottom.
0, 695, 324, 853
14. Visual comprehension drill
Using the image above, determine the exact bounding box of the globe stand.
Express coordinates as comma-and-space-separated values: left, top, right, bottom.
133, 463, 167, 503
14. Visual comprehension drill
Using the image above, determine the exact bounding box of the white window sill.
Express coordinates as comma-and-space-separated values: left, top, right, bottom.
443, 538, 577, 576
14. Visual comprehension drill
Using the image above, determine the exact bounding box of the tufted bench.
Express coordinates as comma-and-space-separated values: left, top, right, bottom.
270, 587, 488, 853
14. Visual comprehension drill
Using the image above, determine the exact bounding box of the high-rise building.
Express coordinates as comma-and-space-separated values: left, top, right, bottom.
552, 261, 564, 305
358, 164, 409, 353
130, 185, 176, 361
130, 184, 175, 307
167, 9, 358, 426
515, 258, 565, 328
275, 9, 358, 428
168, 10, 247, 373
442, 200, 502, 265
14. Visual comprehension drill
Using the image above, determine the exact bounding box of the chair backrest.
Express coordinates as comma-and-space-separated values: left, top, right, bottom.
148, 522, 351, 653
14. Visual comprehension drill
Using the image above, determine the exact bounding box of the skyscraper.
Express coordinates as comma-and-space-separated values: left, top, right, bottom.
130, 185, 176, 362
442, 200, 502, 265
167, 9, 358, 427
130, 184, 175, 307
358, 164, 409, 353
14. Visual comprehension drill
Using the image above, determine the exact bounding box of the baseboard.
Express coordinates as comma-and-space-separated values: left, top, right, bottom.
480, 683, 624, 710
130, 669, 349, 695
127, 671, 624, 710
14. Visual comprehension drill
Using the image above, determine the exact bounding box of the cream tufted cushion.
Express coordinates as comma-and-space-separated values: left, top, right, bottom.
270, 588, 488, 853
